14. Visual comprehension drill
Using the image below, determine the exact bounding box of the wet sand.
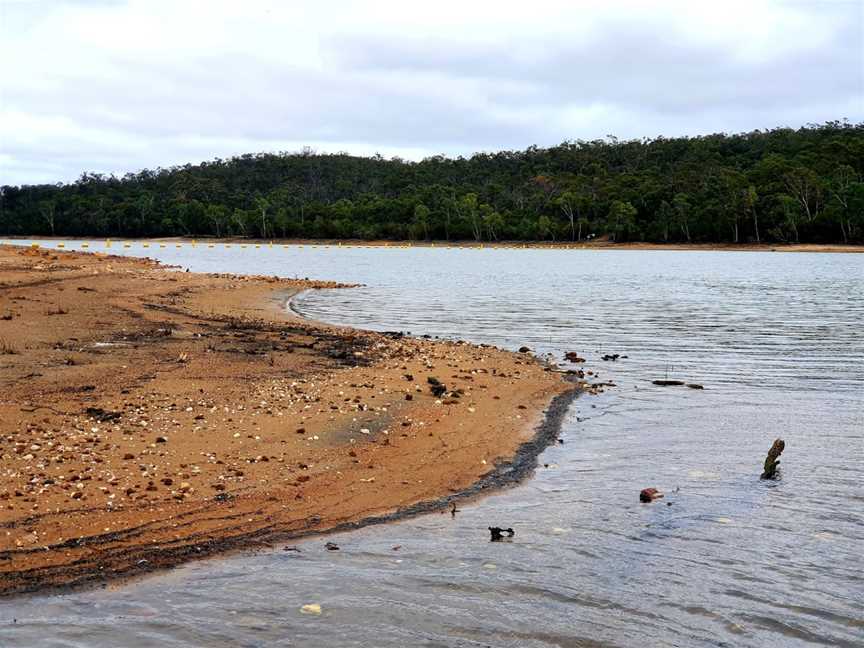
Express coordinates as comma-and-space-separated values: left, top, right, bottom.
0, 245, 573, 595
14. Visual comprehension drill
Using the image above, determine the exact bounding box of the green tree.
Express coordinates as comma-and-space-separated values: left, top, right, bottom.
412, 203, 430, 240
606, 200, 637, 242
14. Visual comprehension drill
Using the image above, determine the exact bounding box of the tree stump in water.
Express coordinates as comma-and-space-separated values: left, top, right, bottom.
761, 438, 785, 479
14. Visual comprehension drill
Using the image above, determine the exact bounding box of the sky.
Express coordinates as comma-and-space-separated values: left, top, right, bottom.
0, 0, 862, 185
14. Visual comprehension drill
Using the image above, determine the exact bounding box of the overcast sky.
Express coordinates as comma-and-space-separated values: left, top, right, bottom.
1, 0, 861, 185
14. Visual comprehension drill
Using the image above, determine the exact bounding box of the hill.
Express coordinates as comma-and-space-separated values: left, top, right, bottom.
2, 121, 862, 244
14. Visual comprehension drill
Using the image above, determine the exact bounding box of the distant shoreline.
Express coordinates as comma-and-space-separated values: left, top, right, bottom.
5, 236, 863, 253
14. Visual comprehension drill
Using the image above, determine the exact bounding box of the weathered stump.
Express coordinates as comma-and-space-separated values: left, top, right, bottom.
760, 438, 785, 479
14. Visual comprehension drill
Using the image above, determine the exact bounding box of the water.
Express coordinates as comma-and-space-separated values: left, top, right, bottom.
2, 242, 862, 647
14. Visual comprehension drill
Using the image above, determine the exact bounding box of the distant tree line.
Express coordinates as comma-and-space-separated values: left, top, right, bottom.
2, 121, 862, 244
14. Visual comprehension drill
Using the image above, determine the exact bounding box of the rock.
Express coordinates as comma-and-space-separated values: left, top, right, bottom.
601, 354, 620, 361
564, 351, 585, 363
84, 407, 121, 422
430, 383, 446, 397
518, 346, 531, 353
155, 436, 168, 443
489, 527, 515, 541
300, 603, 322, 615
760, 438, 785, 479
324, 541, 340, 551
639, 488, 664, 502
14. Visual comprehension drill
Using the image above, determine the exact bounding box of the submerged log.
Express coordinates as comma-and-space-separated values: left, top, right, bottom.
761, 438, 785, 479
652, 379, 684, 386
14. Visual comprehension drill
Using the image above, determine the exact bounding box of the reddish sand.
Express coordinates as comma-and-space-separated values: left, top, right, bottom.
0, 245, 573, 595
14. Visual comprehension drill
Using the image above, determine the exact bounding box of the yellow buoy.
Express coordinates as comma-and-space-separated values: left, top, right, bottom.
57, 243, 65, 248
81, 243, 89, 249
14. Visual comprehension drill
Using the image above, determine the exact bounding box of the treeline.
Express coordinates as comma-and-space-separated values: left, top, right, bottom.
2, 121, 862, 244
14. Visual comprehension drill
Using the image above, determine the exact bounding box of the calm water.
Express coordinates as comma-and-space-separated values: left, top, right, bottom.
2, 242, 862, 648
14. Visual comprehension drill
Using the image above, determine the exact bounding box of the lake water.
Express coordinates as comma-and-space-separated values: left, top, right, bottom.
1, 242, 862, 647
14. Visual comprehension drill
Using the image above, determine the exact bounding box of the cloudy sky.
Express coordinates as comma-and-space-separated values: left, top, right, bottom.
1, 0, 861, 185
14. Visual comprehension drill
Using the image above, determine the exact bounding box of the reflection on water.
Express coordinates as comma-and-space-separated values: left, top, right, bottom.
1, 243, 862, 647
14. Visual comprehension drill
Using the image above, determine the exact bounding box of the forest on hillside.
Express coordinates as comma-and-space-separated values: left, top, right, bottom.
1, 122, 862, 244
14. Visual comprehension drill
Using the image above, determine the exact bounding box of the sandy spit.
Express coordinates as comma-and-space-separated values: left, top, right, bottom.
0, 245, 576, 595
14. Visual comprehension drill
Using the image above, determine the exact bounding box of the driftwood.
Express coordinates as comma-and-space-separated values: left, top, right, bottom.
760, 438, 785, 479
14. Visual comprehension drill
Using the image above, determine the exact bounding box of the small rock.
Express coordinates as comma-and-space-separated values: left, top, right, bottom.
489, 527, 515, 541
639, 488, 664, 503
300, 603, 322, 615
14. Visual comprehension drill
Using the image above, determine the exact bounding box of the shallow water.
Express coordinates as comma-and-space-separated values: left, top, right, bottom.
2, 242, 862, 647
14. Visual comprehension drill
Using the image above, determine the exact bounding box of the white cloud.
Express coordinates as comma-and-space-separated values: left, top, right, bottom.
0, 0, 861, 184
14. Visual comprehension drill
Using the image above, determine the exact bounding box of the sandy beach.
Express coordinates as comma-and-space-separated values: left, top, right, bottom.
0, 245, 575, 595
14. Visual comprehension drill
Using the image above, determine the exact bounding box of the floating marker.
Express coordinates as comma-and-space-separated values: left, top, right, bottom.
81, 243, 89, 249
57, 243, 65, 248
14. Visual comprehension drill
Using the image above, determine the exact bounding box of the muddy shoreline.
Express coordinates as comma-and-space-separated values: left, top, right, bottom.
0, 245, 576, 596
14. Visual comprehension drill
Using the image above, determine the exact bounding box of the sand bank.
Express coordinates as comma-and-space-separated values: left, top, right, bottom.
0, 245, 574, 595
